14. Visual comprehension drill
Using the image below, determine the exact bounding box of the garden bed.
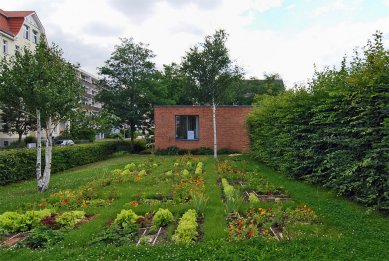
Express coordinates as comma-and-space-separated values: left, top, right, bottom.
243, 191, 290, 202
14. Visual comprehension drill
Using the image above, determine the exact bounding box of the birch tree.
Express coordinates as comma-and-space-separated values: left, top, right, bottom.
181, 30, 243, 158
0, 39, 83, 192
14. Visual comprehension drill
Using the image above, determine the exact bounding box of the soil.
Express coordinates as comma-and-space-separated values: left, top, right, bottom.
197, 216, 204, 242
244, 191, 290, 202
78, 214, 98, 226
270, 224, 288, 240
136, 226, 168, 246
228, 180, 245, 186
1, 232, 27, 247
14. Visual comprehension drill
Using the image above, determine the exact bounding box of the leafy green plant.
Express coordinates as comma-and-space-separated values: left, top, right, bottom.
248, 193, 259, 204
114, 209, 141, 228
24, 209, 55, 229
152, 208, 174, 228
91, 223, 139, 246
56, 211, 85, 228
0, 211, 27, 233
172, 209, 198, 244
21, 227, 65, 249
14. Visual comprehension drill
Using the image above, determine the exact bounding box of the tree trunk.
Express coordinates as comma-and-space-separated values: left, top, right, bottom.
130, 123, 135, 152
18, 132, 23, 144
36, 109, 43, 191
212, 100, 218, 159
41, 116, 53, 192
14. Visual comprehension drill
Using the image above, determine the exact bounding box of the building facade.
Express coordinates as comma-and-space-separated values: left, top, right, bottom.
77, 68, 104, 140
154, 105, 252, 152
0, 10, 46, 146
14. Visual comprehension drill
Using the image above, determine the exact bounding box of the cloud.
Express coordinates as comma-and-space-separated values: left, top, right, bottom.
83, 22, 124, 37
109, 0, 223, 23
48, 25, 112, 74
1, 0, 388, 88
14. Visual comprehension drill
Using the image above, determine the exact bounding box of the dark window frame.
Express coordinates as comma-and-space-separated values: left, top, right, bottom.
175, 115, 200, 141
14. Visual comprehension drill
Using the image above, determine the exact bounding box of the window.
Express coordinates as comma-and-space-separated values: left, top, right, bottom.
24, 25, 30, 40
176, 115, 199, 140
2, 40, 8, 54
15, 45, 20, 55
4, 141, 9, 146
33, 30, 39, 43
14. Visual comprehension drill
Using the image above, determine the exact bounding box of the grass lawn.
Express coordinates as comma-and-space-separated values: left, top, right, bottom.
0, 154, 388, 260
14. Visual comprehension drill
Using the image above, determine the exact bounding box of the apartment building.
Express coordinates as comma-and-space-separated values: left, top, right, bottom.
77, 69, 105, 140
0, 10, 46, 146
0, 9, 45, 58
78, 69, 102, 116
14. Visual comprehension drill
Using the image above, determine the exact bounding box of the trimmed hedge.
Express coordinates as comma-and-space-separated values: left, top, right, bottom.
247, 33, 389, 211
156, 146, 240, 155
0, 140, 145, 185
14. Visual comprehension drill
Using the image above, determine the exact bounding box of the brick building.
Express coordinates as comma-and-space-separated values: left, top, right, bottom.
154, 105, 252, 152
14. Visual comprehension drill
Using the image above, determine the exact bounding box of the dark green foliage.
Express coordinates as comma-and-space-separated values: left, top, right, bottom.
21, 227, 65, 249
91, 223, 140, 246
0, 140, 145, 185
232, 74, 285, 105
24, 136, 37, 145
156, 147, 240, 155
247, 32, 389, 210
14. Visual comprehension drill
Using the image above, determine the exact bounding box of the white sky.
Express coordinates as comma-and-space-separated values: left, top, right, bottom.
1, 0, 389, 87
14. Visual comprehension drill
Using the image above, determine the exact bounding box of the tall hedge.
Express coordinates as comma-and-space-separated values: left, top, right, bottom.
0, 140, 145, 185
247, 32, 388, 211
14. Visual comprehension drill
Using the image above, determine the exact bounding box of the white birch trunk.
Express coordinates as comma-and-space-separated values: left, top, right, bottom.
212, 100, 218, 159
41, 116, 53, 192
36, 109, 43, 191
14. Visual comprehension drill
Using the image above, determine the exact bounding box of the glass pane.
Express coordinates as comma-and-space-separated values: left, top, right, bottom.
187, 116, 198, 140
176, 116, 187, 139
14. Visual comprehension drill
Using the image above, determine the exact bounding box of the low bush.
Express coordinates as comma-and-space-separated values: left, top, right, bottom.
114, 209, 141, 228
56, 211, 86, 228
156, 147, 241, 155
0, 209, 55, 233
0, 140, 146, 186
172, 209, 198, 244
24, 136, 37, 144
152, 208, 174, 228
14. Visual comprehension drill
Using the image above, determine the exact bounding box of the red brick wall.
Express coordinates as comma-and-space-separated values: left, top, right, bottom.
154, 106, 252, 152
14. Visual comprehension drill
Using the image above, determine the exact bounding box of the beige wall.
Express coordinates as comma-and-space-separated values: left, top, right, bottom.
0, 14, 45, 146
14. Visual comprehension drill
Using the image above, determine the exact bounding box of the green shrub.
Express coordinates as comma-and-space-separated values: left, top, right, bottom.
248, 193, 259, 204
0, 140, 146, 186
114, 209, 141, 228
0, 212, 27, 233
0, 209, 55, 233
24, 136, 37, 144
247, 33, 389, 211
24, 209, 55, 229
172, 209, 198, 244
156, 146, 180, 155
218, 148, 240, 155
22, 227, 64, 249
56, 211, 85, 228
152, 208, 174, 228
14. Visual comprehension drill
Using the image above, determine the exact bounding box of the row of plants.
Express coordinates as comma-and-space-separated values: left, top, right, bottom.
0, 209, 87, 248
94, 208, 200, 246
156, 146, 239, 155
247, 33, 388, 210
0, 140, 146, 185
218, 158, 319, 241
172, 209, 199, 244
37, 159, 162, 211
226, 204, 318, 241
